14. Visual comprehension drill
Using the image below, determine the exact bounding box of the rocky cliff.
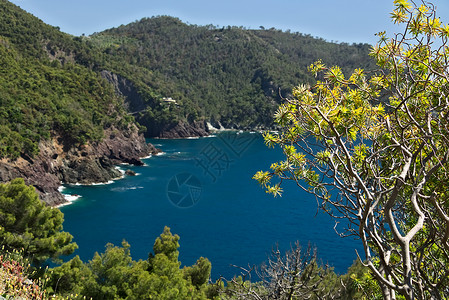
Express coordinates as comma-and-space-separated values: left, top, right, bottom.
156, 120, 209, 139
101, 71, 147, 114
101, 71, 210, 138
0, 125, 158, 206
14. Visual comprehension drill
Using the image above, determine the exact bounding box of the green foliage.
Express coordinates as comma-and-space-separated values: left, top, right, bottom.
255, 1, 449, 298
0, 0, 376, 157
151, 225, 180, 262
146, 226, 212, 299
48, 226, 214, 299
87, 16, 376, 133
0, 178, 77, 265
46, 255, 94, 297
342, 261, 383, 300
0, 1, 132, 159
184, 257, 212, 289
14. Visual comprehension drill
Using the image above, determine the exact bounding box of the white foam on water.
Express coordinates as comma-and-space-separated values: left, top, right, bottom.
56, 193, 82, 208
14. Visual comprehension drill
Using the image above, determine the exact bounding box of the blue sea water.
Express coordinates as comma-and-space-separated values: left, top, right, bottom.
59, 132, 361, 280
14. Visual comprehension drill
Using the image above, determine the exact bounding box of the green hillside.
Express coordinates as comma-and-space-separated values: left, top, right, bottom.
0, 0, 133, 159
89, 16, 377, 132
0, 0, 376, 158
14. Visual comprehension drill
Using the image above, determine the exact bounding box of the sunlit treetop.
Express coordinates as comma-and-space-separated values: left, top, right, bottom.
254, 0, 449, 298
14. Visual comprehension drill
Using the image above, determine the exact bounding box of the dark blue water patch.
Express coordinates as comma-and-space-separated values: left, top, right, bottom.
59, 132, 362, 279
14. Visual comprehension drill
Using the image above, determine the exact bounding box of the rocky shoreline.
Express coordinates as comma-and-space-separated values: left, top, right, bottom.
0, 119, 271, 207
0, 68, 274, 206
0, 124, 158, 207
100, 70, 274, 139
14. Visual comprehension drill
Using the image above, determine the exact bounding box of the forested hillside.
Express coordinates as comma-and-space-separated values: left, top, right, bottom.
89, 16, 377, 134
0, 0, 376, 155
0, 1, 153, 205
0, 0, 377, 155
0, 0, 134, 159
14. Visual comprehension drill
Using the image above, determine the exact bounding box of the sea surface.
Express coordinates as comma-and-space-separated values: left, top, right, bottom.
59, 132, 361, 280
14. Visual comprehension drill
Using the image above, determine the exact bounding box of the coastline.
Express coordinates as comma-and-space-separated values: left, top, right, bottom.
56, 186, 82, 208
53, 128, 265, 208
55, 162, 147, 208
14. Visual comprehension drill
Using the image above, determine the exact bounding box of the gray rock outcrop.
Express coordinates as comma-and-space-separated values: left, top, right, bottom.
157, 120, 209, 139
0, 125, 158, 206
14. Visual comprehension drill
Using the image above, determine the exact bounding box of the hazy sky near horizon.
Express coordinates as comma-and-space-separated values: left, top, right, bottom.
8, 0, 449, 45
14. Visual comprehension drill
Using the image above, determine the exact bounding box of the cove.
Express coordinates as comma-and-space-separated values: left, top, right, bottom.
59, 132, 361, 280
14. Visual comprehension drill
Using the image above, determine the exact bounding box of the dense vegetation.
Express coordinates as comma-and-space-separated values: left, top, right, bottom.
0, 179, 215, 299
0, 0, 400, 298
0, 0, 376, 159
0, 178, 77, 265
254, 0, 449, 298
47, 227, 217, 299
89, 16, 376, 133
0, 0, 133, 159
0, 180, 381, 299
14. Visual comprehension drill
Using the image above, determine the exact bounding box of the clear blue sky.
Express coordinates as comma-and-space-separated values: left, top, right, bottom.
8, 0, 449, 45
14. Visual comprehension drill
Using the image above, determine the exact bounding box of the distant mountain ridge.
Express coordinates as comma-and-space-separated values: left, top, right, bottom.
89, 16, 377, 135
0, 1, 376, 204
